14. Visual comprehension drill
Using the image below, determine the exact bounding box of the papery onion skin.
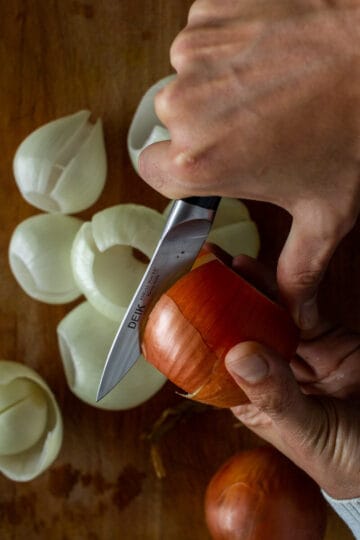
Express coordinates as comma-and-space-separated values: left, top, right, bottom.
204, 446, 327, 540
142, 256, 299, 407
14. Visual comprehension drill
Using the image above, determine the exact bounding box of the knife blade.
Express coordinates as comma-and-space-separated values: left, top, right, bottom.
96, 196, 220, 401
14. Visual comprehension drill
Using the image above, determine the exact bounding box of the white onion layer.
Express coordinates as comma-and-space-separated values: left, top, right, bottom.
127, 75, 174, 172
57, 302, 167, 410
208, 221, 260, 258
0, 361, 63, 482
13, 110, 107, 213
0, 379, 48, 456
9, 214, 83, 304
71, 204, 165, 321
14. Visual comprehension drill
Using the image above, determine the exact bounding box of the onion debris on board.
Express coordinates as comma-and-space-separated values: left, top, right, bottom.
71, 203, 165, 321
0, 361, 63, 482
204, 446, 327, 540
9, 213, 83, 304
57, 301, 166, 410
13, 110, 107, 214
142, 251, 299, 408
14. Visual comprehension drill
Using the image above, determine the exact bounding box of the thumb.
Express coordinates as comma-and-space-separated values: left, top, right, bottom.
277, 210, 339, 330
139, 140, 190, 200
225, 341, 317, 445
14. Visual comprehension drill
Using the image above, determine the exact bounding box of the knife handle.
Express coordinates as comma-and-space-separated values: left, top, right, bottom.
182, 196, 221, 211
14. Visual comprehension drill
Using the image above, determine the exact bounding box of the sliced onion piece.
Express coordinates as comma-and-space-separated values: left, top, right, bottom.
57, 302, 167, 410
127, 76, 174, 172
9, 214, 83, 304
13, 110, 107, 213
208, 221, 260, 258
0, 361, 63, 482
71, 204, 165, 321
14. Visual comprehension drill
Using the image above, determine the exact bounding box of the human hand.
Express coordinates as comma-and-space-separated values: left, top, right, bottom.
139, 0, 360, 329
224, 325, 360, 499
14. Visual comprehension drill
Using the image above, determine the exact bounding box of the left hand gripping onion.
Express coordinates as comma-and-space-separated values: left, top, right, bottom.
142, 253, 299, 408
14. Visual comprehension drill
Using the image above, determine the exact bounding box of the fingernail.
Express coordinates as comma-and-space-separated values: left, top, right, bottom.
299, 296, 318, 330
226, 352, 269, 384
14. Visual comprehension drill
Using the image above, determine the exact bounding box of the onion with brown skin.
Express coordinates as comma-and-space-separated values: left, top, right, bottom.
142, 251, 299, 407
205, 446, 327, 540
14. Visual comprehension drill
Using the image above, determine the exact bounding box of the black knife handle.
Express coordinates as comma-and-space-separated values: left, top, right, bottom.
182, 196, 221, 211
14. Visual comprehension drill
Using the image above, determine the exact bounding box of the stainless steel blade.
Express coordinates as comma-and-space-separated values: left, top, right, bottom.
96, 198, 219, 401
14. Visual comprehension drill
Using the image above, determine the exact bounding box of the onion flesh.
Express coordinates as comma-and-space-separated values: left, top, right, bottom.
13, 110, 107, 214
9, 213, 83, 304
127, 75, 174, 172
0, 361, 63, 482
71, 204, 165, 321
57, 301, 167, 410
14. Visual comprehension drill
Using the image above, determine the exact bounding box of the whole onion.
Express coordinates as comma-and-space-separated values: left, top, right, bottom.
205, 446, 327, 540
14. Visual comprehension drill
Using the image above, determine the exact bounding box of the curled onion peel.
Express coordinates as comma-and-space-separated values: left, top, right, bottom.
127, 76, 174, 172
142, 254, 299, 408
205, 446, 327, 540
71, 204, 165, 321
164, 198, 260, 258
13, 110, 107, 214
0, 361, 63, 482
9, 213, 83, 304
57, 301, 166, 410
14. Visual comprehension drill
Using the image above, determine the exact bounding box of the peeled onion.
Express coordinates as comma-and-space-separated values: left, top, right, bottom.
13, 110, 107, 214
142, 253, 299, 408
9, 213, 83, 304
0, 361, 63, 481
57, 301, 167, 410
205, 446, 327, 540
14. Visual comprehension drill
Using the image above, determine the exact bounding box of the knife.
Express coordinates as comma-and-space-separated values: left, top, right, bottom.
96, 196, 220, 401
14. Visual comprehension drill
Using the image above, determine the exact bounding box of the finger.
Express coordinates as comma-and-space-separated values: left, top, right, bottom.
187, 0, 253, 27
187, 0, 318, 27
138, 141, 188, 199
276, 208, 339, 330
225, 341, 320, 448
139, 138, 221, 199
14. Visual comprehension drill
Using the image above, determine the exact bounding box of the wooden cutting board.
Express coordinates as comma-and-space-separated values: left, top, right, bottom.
0, 1, 358, 538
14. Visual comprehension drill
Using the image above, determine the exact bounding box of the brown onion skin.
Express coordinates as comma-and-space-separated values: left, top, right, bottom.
205, 446, 327, 540
142, 255, 299, 407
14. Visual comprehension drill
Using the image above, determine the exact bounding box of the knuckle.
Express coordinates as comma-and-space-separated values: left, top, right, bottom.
167, 150, 213, 193
154, 83, 180, 121
289, 267, 324, 291
187, 0, 210, 24
170, 28, 213, 71
260, 378, 295, 420
170, 32, 195, 70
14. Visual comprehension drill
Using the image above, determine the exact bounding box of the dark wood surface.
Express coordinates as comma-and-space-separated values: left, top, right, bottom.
0, 1, 358, 538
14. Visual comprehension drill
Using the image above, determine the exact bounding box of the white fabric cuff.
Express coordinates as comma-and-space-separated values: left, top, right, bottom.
322, 490, 360, 539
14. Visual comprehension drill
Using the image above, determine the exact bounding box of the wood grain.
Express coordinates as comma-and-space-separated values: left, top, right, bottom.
0, 1, 357, 538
